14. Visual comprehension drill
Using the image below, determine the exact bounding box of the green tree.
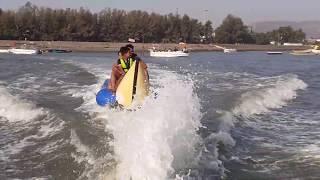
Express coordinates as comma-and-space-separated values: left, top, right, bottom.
214, 14, 254, 44
203, 20, 214, 43
0, 2, 214, 43
254, 33, 270, 45
266, 26, 306, 44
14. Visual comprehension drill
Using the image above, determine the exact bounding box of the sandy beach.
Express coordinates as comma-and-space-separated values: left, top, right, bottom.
0, 40, 310, 53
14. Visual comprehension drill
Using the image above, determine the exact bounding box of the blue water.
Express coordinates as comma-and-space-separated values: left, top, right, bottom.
0, 51, 319, 179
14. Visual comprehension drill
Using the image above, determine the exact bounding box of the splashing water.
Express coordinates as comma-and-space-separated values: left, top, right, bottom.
0, 87, 43, 122
233, 75, 307, 116
96, 70, 202, 180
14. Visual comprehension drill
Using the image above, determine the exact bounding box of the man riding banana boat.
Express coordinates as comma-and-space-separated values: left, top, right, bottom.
108, 45, 148, 92
96, 44, 149, 107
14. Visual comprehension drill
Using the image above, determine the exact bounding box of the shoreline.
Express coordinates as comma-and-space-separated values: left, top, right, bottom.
0, 40, 310, 53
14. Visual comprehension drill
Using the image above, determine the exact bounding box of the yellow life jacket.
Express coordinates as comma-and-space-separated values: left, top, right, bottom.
119, 58, 134, 72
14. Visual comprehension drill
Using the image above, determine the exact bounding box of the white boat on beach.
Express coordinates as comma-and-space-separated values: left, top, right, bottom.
290, 45, 320, 55
311, 46, 320, 55
312, 49, 320, 55
149, 49, 189, 57
292, 49, 312, 54
149, 43, 190, 57
290, 52, 314, 56
8, 48, 40, 55
267, 51, 283, 55
290, 49, 313, 56
0, 49, 9, 53
214, 45, 237, 53
224, 48, 237, 53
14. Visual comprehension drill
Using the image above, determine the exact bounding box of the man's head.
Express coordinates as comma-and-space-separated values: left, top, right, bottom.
126, 44, 134, 53
119, 46, 131, 59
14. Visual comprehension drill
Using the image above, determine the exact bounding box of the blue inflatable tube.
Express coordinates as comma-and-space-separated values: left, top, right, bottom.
96, 80, 116, 107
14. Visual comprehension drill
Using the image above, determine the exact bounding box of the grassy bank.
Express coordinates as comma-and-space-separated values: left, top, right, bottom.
0, 40, 310, 53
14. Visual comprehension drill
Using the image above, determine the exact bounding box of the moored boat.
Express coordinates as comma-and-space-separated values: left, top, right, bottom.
292, 49, 312, 54
8, 48, 40, 55
149, 49, 189, 57
290, 52, 314, 56
47, 49, 72, 53
214, 45, 237, 53
311, 45, 320, 55
290, 45, 320, 55
0, 49, 9, 53
267, 51, 283, 55
224, 48, 237, 53
149, 44, 189, 57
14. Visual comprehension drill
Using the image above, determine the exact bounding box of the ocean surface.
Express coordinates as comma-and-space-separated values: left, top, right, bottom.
0, 51, 319, 180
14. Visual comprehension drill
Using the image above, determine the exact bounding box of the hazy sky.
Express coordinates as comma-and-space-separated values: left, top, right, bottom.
1, 0, 319, 26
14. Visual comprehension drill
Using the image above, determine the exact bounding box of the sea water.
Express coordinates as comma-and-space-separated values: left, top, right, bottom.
0, 51, 319, 179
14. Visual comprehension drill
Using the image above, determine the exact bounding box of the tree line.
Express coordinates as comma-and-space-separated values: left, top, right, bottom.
0, 2, 213, 43
254, 26, 306, 45
214, 15, 306, 45
0, 2, 306, 44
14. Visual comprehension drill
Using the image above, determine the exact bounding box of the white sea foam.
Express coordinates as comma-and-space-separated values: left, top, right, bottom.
9, 74, 68, 94
70, 130, 97, 174
70, 129, 114, 180
62, 61, 110, 113
97, 70, 202, 180
1, 115, 65, 163
68, 59, 203, 180
67, 58, 311, 179
195, 74, 308, 178
71, 61, 309, 180
0, 87, 43, 122
233, 75, 307, 116
300, 144, 320, 160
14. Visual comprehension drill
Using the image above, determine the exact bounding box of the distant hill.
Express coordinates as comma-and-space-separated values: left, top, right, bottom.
253, 21, 320, 38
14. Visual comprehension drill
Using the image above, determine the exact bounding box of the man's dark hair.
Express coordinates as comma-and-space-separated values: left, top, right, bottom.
125, 44, 134, 50
119, 46, 130, 55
